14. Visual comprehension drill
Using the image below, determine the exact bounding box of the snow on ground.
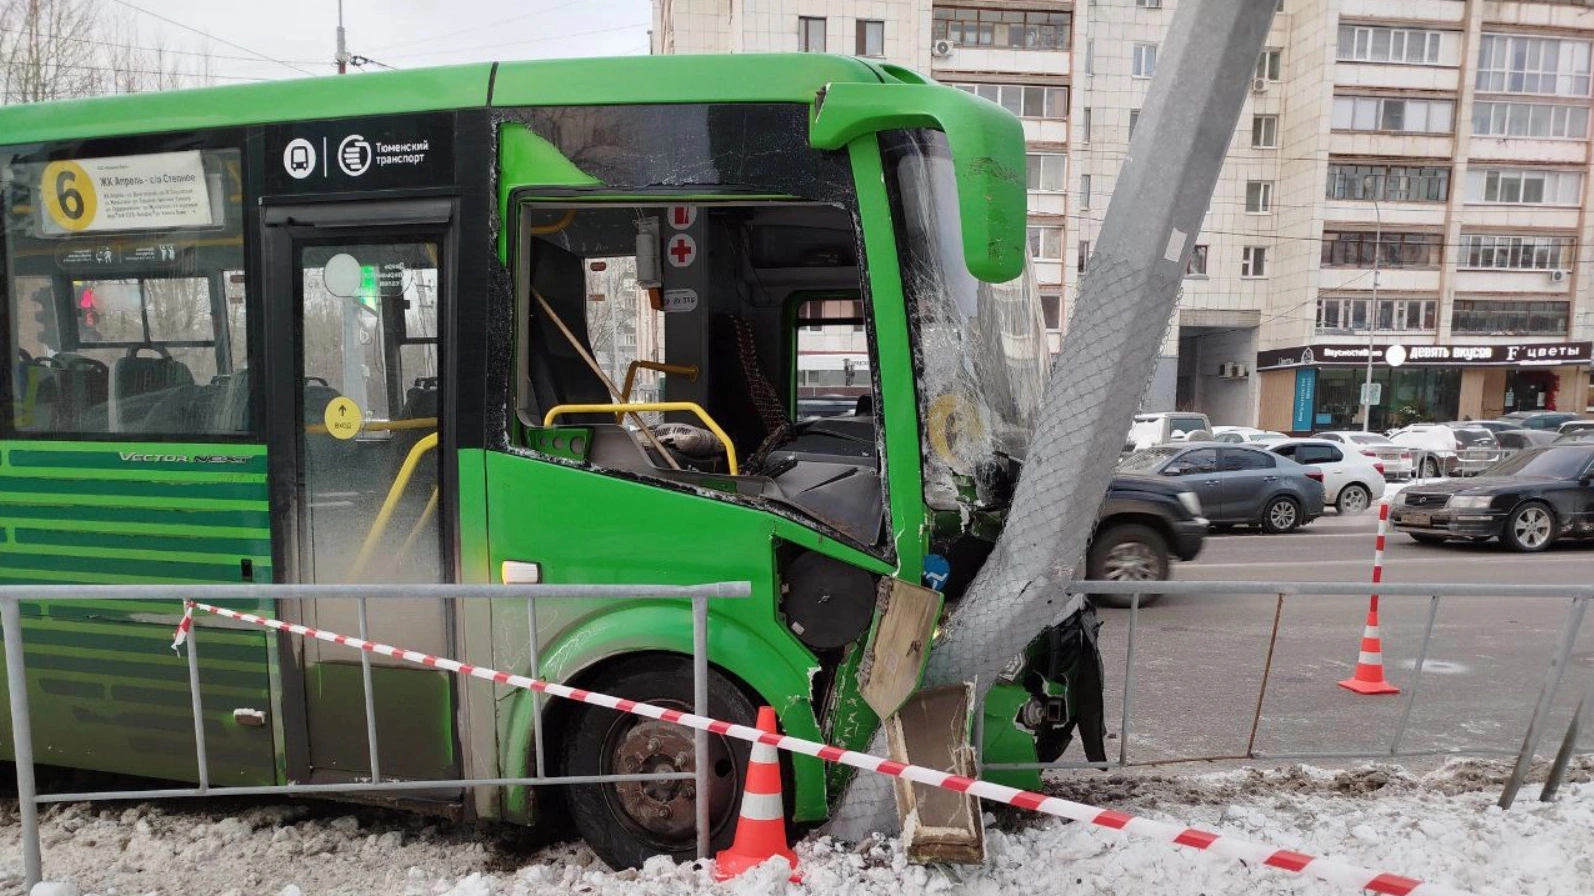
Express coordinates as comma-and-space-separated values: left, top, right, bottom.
3, 758, 1590, 896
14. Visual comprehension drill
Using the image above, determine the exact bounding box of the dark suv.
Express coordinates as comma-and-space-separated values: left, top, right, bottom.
1086, 473, 1208, 607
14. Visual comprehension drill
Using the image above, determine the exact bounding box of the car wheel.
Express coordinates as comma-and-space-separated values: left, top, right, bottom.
1336, 483, 1371, 515
1420, 457, 1441, 479
1502, 502, 1556, 553
561, 657, 764, 870
1087, 523, 1169, 609
1409, 533, 1448, 545
1260, 496, 1302, 533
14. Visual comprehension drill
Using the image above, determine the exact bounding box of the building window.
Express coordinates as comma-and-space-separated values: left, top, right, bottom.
1027, 225, 1064, 260
932, 6, 1072, 50
1326, 163, 1451, 202
1133, 44, 1157, 78
1453, 299, 1569, 336
1078, 240, 1090, 273
1321, 230, 1442, 268
856, 19, 884, 57
1460, 234, 1575, 271
1476, 34, 1592, 98
1186, 244, 1208, 277
1472, 101, 1590, 140
1129, 109, 1140, 138
1085, 39, 1094, 75
1079, 173, 1091, 209
799, 17, 826, 52
951, 83, 1068, 119
1026, 153, 1066, 192
1241, 246, 1268, 278
1316, 297, 1437, 333
1081, 107, 1092, 143
1331, 96, 1454, 134
1256, 48, 1282, 82
1245, 181, 1273, 213
1337, 25, 1449, 65
1136, 0, 1162, 7
1252, 115, 1278, 148
1466, 168, 1583, 205
1042, 292, 1063, 330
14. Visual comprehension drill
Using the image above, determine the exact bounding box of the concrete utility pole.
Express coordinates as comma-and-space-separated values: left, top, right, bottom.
1362, 190, 1382, 432
828, 0, 1279, 841
335, 0, 350, 74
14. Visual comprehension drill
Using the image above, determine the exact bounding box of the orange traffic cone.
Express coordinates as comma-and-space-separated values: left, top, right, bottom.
713, 706, 800, 882
1338, 602, 1400, 695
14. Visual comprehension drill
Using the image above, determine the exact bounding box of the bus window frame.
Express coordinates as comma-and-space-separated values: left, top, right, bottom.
0, 129, 258, 443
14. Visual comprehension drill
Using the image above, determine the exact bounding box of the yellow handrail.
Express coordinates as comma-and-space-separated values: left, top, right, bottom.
351, 431, 439, 578
305, 416, 439, 436
617, 361, 699, 421
543, 401, 739, 476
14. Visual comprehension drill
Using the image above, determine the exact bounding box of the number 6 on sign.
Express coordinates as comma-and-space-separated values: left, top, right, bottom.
41, 161, 97, 232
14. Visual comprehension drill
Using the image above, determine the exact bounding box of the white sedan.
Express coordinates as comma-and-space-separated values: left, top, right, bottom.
1211, 426, 1289, 444
1312, 431, 1416, 480
1267, 438, 1387, 514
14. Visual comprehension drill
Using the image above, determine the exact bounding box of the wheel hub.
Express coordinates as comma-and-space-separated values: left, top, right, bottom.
1515, 509, 1551, 547
611, 719, 701, 841
1103, 542, 1158, 580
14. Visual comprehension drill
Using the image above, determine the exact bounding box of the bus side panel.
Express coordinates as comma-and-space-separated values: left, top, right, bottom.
481, 449, 833, 823
0, 439, 277, 785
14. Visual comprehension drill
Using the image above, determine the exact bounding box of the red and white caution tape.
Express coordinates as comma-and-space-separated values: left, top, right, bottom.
177, 600, 1488, 896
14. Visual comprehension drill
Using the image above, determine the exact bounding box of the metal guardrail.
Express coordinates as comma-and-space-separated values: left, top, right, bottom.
982, 580, 1594, 813
2, 581, 750, 893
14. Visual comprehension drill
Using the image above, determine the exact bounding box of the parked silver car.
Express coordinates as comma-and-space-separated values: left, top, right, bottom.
1387, 424, 1501, 478
1119, 442, 1326, 533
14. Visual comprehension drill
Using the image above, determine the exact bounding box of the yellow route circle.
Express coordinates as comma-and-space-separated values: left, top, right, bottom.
41, 161, 97, 232
927, 393, 985, 468
323, 396, 364, 440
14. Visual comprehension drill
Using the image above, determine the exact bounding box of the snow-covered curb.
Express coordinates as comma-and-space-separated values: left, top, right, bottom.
3, 760, 1589, 896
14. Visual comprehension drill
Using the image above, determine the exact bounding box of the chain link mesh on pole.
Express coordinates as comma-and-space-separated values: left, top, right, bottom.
828, 0, 1280, 839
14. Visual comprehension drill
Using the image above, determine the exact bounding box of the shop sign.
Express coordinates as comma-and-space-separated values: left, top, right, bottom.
1257, 341, 1591, 370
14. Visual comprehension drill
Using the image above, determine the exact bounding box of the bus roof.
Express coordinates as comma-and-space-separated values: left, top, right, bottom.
0, 54, 899, 145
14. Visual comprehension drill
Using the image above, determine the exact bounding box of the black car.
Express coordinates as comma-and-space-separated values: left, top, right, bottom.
1391, 444, 1594, 552
1084, 473, 1207, 607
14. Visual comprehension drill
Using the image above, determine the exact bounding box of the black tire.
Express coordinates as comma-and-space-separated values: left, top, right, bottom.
1409, 533, 1448, 545
1259, 495, 1302, 533
1336, 483, 1372, 515
1501, 502, 1556, 553
561, 657, 765, 870
1086, 523, 1169, 608
1420, 457, 1441, 479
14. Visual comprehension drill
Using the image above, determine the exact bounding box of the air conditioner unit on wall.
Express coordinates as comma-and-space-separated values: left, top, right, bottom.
1252, 78, 1268, 93
932, 39, 953, 58
1550, 269, 1567, 283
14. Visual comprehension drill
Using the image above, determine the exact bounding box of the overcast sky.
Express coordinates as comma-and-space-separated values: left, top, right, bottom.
109, 0, 652, 83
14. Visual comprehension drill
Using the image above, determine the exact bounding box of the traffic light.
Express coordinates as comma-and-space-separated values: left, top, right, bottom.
32, 285, 60, 349
358, 265, 380, 311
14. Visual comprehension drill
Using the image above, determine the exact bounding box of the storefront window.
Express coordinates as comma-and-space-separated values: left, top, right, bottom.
1314, 367, 1461, 431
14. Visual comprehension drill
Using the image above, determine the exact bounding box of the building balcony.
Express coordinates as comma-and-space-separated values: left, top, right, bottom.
1021, 118, 1069, 144
933, 47, 1068, 78
1340, 0, 1464, 24
1467, 136, 1587, 166
1329, 132, 1455, 159
1457, 204, 1582, 231
1453, 269, 1573, 296
1335, 62, 1461, 92
1318, 267, 1442, 292
1322, 200, 1449, 229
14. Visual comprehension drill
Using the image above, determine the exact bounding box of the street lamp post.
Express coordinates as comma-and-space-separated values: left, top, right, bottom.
1362, 186, 1382, 433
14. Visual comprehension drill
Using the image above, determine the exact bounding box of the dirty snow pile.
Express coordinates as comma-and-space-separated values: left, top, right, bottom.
2, 760, 1590, 896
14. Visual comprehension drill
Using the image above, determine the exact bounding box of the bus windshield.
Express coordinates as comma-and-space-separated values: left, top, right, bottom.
883, 130, 1047, 507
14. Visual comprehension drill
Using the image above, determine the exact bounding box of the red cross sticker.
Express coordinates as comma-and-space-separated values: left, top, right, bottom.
669, 205, 697, 230
667, 234, 697, 268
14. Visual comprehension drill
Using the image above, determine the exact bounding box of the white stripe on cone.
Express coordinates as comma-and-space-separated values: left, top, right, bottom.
1359, 651, 1383, 665
737, 790, 785, 822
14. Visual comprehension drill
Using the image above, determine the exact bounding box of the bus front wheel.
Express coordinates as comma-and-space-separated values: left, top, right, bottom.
560, 656, 768, 870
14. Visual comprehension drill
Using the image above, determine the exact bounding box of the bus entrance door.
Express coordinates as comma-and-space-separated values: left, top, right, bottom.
264, 201, 461, 793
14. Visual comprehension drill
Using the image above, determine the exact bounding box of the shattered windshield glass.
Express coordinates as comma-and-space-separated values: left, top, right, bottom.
883, 131, 1048, 509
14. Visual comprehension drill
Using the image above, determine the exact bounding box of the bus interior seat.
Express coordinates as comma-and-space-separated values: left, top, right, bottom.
51, 353, 109, 431
13, 353, 61, 431
526, 241, 610, 423
210, 368, 251, 433
111, 346, 194, 429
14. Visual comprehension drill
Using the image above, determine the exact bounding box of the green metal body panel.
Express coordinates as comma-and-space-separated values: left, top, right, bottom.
0, 440, 277, 784
979, 683, 1044, 792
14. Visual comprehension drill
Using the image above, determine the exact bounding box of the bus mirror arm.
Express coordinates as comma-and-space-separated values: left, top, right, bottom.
809, 81, 1027, 284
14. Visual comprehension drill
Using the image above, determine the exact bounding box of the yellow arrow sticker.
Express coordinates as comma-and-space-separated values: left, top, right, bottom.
323, 396, 363, 440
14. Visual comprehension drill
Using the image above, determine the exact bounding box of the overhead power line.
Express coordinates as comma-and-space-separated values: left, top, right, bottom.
369, 0, 589, 54
0, 27, 325, 66
384, 21, 650, 62
108, 0, 318, 76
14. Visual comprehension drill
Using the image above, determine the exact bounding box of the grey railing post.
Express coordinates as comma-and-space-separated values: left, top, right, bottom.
1389, 595, 1441, 755
693, 594, 711, 861
183, 606, 210, 792
3, 597, 43, 890
1118, 591, 1140, 767
1501, 595, 1587, 808
525, 595, 546, 778
1540, 666, 1594, 802
357, 596, 381, 782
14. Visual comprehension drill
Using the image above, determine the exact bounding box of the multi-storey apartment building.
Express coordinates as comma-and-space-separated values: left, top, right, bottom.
651, 0, 1594, 429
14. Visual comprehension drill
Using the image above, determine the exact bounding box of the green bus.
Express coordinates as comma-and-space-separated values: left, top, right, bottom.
0, 54, 1099, 868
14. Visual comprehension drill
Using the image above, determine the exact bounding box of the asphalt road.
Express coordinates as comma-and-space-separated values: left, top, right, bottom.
1087, 502, 1594, 771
